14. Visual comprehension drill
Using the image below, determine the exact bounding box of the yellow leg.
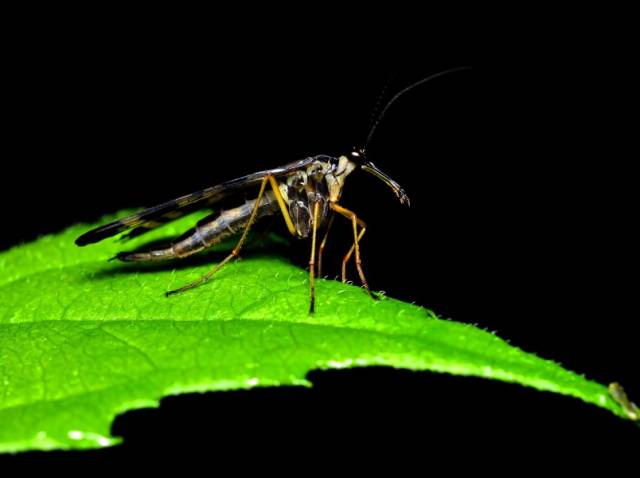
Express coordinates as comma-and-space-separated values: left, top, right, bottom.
268, 175, 297, 236
317, 213, 334, 278
309, 201, 320, 314
166, 176, 271, 296
330, 203, 375, 299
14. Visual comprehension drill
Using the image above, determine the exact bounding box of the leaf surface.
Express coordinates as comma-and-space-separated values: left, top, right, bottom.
0, 212, 632, 452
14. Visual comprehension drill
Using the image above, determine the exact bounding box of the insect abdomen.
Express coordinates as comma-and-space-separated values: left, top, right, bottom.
117, 193, 279, 262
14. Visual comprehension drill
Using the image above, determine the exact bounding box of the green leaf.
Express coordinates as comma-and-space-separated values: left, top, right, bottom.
0, 212, 635, 452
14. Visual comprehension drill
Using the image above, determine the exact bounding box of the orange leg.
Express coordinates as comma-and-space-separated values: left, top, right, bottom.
317, 213, 334, 279
330, 203, 375, 299
342, 225, 366, 283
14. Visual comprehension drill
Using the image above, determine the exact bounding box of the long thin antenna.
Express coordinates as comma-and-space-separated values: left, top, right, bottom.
364, 66, 471, 149
367, 73, 395, 140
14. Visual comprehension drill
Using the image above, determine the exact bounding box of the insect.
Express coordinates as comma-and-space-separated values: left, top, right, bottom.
76, 68, 468, 313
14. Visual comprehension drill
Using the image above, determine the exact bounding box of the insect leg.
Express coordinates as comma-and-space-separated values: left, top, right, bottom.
165, 176, 270, 296
330, 203, 376, 300
268, 175, 297, 236
309, 201, 320, 314
317, 212, 335, 278
341, 224, 366, 283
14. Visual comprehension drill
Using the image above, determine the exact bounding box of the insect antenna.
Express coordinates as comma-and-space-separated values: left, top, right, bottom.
364, 66, 471, 150
366, 73, 395, 142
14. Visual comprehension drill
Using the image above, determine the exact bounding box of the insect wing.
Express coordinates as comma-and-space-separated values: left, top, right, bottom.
75, 157, 318, 246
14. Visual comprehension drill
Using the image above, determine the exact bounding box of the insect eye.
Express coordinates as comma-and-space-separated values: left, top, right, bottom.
329, 157, 340, 169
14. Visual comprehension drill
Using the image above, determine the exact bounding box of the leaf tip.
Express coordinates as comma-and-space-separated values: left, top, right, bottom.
609, 382, 640, 421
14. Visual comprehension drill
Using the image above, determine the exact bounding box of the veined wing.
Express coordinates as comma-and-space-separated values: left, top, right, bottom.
74, 157, 319, 246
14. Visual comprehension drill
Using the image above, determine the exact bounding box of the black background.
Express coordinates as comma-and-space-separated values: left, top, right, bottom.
2, 8, 638, 466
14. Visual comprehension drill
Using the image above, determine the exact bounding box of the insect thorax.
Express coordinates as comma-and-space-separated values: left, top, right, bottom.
278, 155, 356, 238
